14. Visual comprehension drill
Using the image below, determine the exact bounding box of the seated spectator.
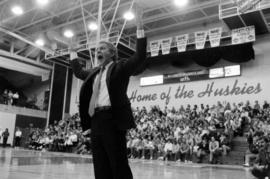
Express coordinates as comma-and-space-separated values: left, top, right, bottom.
209, 136, 220, 164
172, 139, 180, 161
20, 100, 270, 166
197, 138, 209, 163
219, 133, 230, 156
179, 138, 190, 163
141, 137, 148, 159
163, 139, 173, 161
146, 136, 155, 160
157, 138, 165, 160
251, 138, 270, 179
186, 133, 194, 163
244, 135, 260, 167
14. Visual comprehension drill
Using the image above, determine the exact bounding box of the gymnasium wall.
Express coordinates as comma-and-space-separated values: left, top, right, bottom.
23, 80, 51, 110
0, 112, 16, 146
127, 35, 270, 110
0, 110, 47, 146
68, 34, 270, 113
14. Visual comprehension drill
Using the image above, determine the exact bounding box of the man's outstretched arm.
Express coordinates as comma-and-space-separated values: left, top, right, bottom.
69, 40, 91, 80
122, 4, 147, 76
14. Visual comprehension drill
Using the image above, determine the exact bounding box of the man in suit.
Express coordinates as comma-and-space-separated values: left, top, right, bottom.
69, 6, 146, 179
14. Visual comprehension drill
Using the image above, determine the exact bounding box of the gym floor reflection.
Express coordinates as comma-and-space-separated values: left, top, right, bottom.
0, 148, 254, 179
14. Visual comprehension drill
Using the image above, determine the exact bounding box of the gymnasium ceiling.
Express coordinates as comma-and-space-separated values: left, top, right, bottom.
0, 0, 269, 66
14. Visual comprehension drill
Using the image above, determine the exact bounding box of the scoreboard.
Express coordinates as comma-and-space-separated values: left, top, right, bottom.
140, 65, 241, 86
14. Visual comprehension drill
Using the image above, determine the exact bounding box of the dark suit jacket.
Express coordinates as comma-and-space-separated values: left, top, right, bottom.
71, 38, 147, 131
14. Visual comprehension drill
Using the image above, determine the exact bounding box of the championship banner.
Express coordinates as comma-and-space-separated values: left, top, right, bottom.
245, 26, 256, 42
232, 26, 255, 45
176, 34, 189, 52
209, 27, 222, 47
195, 31, 208, 49
149, 40, 160, 57
160, 37, 172, 55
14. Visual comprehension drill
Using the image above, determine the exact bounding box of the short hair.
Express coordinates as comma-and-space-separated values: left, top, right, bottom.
99, 41, 118, 61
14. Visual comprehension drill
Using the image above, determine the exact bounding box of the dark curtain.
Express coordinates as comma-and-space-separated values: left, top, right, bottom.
221, 43, 255, 63
146, 42, 254, 68
192, 47, 222, 67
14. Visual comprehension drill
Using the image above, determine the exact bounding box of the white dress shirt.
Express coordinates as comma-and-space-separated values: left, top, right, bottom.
94, 61, 113, 107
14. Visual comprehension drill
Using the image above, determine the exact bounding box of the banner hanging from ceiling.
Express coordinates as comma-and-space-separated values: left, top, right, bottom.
232, 26, 255, 45
176, 34, 189, 52
209, 27, 222, 47
195, 31, 208, 49
160, 37, 172, 55
149, 40, 160, 57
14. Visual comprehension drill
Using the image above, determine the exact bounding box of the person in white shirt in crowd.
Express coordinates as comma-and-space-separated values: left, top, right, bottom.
163, 139, 173, 161
69, 131, 78, 146
12, 92, 19, 106
147, 136, 155, 160
172, 139, 180, 161
130, 136, 140, 159
141, 137, 148, 159
7, 90, 13, 105
65, 132, 73, 152
136, 137, 144, 159
186, 133, 195, 163
14, 127, 22, 149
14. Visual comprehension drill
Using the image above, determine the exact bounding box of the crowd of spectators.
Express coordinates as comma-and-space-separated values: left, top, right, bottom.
23, 99, 270, 166
127, 100, 270, 165
0, 89, 46, 110
242, 101, 270, 167
26, 113, 91, 155
0, 89, 19, 105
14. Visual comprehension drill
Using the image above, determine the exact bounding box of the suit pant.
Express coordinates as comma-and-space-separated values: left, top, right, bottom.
91, 110, 133, 179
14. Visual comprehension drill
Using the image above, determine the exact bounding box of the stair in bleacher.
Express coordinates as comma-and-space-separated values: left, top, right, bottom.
222, 136, 248, 165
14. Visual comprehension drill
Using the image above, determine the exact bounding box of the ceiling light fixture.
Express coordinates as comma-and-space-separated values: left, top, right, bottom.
174, 0, 188, 7
123, 11, 135, 21
36, 0, 49, 6
35, 39, 45, 46
64, 30, 74, 38
11, 6, 24, 15
88, 22, 98, 31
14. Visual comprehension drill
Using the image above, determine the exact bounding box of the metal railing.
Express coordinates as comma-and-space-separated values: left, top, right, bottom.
45, 31, 136, 60
219, 0, 270, 19
0, 104, 47, 118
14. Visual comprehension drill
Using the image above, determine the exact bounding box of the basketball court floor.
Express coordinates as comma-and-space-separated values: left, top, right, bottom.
0, 148, 255, 179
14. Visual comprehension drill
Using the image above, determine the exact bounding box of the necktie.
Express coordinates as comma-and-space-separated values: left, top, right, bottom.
88, 66, 104, 117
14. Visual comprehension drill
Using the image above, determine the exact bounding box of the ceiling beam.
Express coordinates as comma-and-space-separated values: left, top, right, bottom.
74, 0, 220, 40
125, 14, 220, 38
33, 0, 220, 44
13, 0, 98, 31
0, 27, 54, 55
0, 49, 52, 70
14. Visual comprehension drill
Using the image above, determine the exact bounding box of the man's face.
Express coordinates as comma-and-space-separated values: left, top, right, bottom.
96, 43, 113, 65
